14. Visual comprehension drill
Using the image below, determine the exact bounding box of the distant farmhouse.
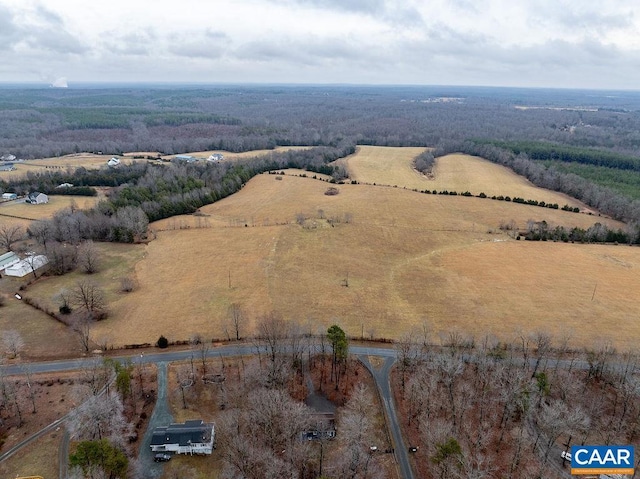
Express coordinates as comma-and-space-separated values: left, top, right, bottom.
0, 163, 15, 172
56, 183, 74, 189
3, 254, 49, 278
207, 153, 224, 162
150, 420, 215, 456
107, 157, 121, 167
26, 192, 48, 204
0, 154, 16, 161
2, 192, 17, 200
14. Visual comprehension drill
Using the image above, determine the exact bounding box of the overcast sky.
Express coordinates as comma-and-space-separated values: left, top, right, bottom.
1, 0, 639, 89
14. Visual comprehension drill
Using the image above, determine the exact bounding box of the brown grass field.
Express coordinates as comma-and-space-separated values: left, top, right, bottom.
6, 147, 640, 354
346, 146, 585, 209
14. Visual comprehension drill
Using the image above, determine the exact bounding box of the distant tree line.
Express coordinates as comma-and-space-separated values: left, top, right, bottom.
520, 220, 636, 244
433, 140, 640, 225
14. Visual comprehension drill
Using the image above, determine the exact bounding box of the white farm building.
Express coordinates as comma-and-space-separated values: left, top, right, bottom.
4, 254, 49, 277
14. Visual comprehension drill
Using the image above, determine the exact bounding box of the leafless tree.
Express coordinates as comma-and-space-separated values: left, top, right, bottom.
67, 392, 133, 448
71, 279, 107, 320
27, 220, 53, 249
77, 240, 100, 274
72, 313, 93, 353
227, 303, 245, 341
335, 384, 381, 479
0, 224, 24, 251
2, 330, 25, 359
530, 331, 552, 378
19, 363, 37, 413
176, 364, 195, 409
256, 312, 290, 387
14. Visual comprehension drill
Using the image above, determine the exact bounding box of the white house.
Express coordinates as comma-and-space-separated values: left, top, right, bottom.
56, 183, 74, 188
107, 157, 121, 167
150, 420, 215, 455
26, 192, 48, 204
207, 153, 224, 162
2, 192, 17, 200
4, 254, 49, 277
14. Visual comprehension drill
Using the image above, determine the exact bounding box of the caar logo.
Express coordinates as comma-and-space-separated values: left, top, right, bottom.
570, 445, 634, 475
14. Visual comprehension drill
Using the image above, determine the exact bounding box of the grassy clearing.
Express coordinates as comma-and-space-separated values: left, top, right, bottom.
346, 146, 585, 209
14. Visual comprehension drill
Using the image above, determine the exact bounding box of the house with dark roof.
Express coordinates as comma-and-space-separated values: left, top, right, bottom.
150, 419, 215, 455
26, 192, 48, 204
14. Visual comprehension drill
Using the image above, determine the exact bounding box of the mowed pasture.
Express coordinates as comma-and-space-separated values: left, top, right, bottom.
95, 170, 639, 350
346, 146, 585, 209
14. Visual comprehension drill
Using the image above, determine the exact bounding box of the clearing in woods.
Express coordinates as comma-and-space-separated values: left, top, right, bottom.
8, 147, 640, 353
346, 145, 585, 208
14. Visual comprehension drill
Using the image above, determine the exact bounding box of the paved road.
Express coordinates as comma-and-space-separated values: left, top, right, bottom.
138, 362, 173, 479
360, 355, 415, 479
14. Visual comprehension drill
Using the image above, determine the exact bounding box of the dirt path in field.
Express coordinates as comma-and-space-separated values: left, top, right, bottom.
139, 362, 173, 478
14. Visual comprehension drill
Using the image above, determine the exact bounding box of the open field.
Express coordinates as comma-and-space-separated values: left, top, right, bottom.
7, 146, 640, 353
346, 146, 585, 209
80, 172, 635, 350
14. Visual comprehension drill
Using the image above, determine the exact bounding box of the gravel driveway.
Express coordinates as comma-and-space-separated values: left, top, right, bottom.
138, 362, 173, 478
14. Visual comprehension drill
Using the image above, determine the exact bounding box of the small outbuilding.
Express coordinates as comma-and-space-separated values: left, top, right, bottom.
107, 157, 121, 167
150, 420, 215, 456
2, 192, 17, 200
26, 192, 48, 204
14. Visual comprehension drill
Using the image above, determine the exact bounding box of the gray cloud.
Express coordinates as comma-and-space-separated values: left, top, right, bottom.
0, 5, 24, 50
0, 3, 87, 55
104, 31, 157, 56
167, 30, 229, 59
